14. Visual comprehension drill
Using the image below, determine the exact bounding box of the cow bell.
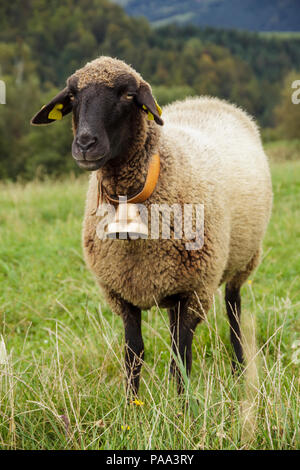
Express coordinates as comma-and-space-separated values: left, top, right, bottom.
106, 201, 148, 240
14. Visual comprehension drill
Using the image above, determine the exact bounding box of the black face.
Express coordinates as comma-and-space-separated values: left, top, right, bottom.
30, 70, 163, 171
70, 77, 140, 170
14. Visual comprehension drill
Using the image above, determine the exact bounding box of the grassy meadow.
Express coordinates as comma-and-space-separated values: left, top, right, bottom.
0, 149, 299, 450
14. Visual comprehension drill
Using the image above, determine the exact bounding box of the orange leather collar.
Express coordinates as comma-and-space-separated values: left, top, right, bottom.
98, 153, 160, 206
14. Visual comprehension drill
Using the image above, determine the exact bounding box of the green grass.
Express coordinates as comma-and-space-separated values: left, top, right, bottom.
264, 139, 300, 163
0, 158, 299, 450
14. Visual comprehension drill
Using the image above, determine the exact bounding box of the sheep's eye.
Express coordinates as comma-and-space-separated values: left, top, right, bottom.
124, 92, 135, 100
68, 91, 75, 102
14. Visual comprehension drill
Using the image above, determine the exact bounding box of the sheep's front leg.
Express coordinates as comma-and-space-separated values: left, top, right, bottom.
121, 303, 144, 398
168, 298, 200, 394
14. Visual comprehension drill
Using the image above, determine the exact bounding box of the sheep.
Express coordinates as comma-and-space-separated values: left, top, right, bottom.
31, 56, 273, 396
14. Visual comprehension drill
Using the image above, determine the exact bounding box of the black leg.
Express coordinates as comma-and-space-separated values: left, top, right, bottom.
225, 284, 244, 371
168, 299, 199, 394
121, 304, 144, 397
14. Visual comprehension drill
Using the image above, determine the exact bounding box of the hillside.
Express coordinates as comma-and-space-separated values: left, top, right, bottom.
111, 0, 300, 31
1, 0, 300, 180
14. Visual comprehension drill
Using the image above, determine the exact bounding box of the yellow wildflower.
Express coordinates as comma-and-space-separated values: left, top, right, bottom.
121, 425, 130, 431
130, 399, 144, 406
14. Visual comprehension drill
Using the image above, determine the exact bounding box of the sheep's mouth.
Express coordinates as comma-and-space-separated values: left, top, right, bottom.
75, 157, 108, 171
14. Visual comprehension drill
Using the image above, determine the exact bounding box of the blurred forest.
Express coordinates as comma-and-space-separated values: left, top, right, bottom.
0, 0, 299, 179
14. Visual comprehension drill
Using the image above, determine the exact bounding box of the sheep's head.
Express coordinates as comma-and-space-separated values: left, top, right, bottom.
31, 57, 163, 171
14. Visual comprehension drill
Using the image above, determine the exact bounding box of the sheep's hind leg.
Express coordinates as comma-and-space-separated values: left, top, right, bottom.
168, 297, 201, 394
121, 303, 144, 398
225, 250, 261, 372
225, 284, 244, 372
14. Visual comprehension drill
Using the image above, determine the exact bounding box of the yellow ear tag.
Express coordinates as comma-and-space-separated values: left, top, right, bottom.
142, 104, 154, 120
155, 100, 162, 116
48, 103, 63, 120
142, 102, 161, 120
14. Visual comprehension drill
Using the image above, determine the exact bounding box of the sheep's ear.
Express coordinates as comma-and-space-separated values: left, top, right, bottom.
136, 83, 163, 125
30, 87, 73, 125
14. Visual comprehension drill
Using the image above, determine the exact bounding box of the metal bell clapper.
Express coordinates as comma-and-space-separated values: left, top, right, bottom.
106, 196, 148, 240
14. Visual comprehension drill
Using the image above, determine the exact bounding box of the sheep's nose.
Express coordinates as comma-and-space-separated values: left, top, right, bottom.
76, 133, 97, 152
